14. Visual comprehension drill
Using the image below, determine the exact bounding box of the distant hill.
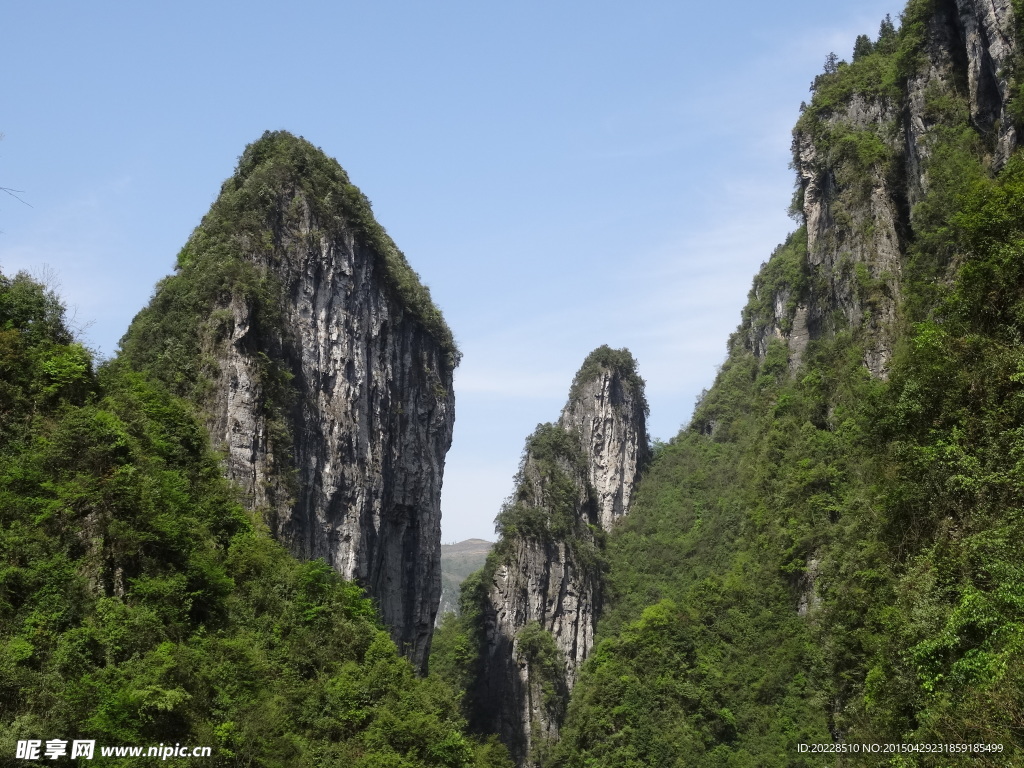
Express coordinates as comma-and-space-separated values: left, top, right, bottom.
437, 538, 493, 621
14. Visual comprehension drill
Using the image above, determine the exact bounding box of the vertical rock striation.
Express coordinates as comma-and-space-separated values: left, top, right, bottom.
561, 354, 648, 531
749, 0, 1018, 378
471, 346, 648, 766
119, 131, 458, 671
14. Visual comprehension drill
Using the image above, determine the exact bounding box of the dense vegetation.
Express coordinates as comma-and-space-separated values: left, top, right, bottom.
0, 271, 504, 767
549, 5, 1024, 767
493, 424, 594, 550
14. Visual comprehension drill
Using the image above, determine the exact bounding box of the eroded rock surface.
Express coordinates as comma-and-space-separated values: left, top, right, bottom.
473, 347, 648, 765
750, 0, 1017, 378
122, 131, 457, 671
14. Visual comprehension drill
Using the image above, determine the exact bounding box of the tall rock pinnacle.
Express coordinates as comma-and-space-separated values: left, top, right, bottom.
119, 131, 458, 671
561, 347, 649, 530
470, 346, 648, 766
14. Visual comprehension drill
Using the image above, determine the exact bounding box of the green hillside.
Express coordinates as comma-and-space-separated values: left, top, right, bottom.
550, 4, 1024, 766
0, 271, 507, 767
438, 540, 494, 621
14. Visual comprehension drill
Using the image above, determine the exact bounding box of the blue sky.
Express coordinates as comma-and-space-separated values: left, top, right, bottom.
1, 0, 905, 542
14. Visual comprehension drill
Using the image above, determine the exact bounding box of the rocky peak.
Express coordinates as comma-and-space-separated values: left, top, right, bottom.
560, 345, 650, 530
119, 131, 457, 671
471, 347, 648, 766
745, 0, 1018, 379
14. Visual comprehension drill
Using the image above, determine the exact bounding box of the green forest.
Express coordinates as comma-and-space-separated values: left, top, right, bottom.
4, 0, 1024, 766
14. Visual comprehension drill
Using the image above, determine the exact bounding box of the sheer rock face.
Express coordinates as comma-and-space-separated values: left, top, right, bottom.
475, 349, 648, 766
794, 112, 904, 378
953, 0, 1018, 163
754, 0, 1017, 378
479, 510, 596, 762
126, 134, 456, 672
210, 217, 453, 671
560, 369, 648, 530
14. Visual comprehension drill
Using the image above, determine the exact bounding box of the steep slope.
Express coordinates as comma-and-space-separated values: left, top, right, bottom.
554, 1, 1024, 766
0, 270, 508, 768
758, 0, 1019, 378
119, 131, 458, 670
449, 347, 648, 767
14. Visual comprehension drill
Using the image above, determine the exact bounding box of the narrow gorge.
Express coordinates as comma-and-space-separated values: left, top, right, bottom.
4, 0, 1024, 764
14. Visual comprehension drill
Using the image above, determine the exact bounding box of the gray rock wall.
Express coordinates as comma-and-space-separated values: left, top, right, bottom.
475, 349, 647, 766
751, 0, 1017, 378
205, 191, 454, 672
113, 132, 465, 675
560, 369, 648, 530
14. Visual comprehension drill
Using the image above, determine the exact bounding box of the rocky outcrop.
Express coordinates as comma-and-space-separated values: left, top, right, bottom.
561, 356, 648, 530
121, 131, 458, 671
472, 347, 648, 766
750, 0, 1018, 378
952, 0, 1018, 164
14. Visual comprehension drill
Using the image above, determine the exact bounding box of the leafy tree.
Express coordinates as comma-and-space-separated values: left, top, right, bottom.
878, 14, 897, 48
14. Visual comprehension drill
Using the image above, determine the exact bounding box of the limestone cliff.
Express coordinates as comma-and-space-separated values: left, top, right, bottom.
119, 131, 458, 671
561, 352, 649, 531
548, 2, 1024, 763
470, 346, 648, 766
748, 0, 1018, 378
